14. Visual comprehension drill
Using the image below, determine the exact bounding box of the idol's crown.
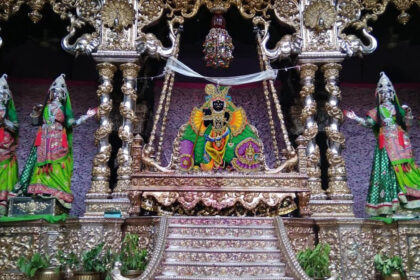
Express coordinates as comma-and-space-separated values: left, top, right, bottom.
205, 84, 230, 100
49, 73, 68, 93
376, 71, 395, 97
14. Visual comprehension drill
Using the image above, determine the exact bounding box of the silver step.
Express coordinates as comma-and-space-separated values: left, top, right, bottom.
155, 276, 294, 280
153, 217, 295, 279
168, 226, 276, 238
169, 217, 274, 227
166, 238, 279, 250
165, 249, 282, 263
165, 248, 281, 253
161, 262, 286, 277
169, 224, 275, 229
155, 276, 293, 280
166, 236, 277, 241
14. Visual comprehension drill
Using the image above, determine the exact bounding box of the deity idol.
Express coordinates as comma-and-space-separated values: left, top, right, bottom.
14, 74, 96, 210
345, 72, 420, 216
0, 74, 18, 216
177, 84, 264, 172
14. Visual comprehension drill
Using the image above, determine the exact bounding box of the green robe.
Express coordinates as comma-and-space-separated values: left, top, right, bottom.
14, 95, 74, 209
0, 99, 18, 215
364, 105, 420, 216
182, 124, 258, 166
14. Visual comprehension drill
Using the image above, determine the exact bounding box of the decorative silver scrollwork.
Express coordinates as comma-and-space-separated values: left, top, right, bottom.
335, 0, 378, 57
339, 28, 377, 56
61, 31, 100, 56
136, 20, 179, 58
51, 0, 102, 56
254, 18, 302, 62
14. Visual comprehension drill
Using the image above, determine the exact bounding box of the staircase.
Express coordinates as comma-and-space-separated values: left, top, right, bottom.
153, 217, 298, 280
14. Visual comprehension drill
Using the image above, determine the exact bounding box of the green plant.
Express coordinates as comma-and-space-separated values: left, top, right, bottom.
102, 248, 117, 280
17, 253, 50, 277
57, 250, 79, 271
79, 242, 106, 273
76, 243, 115, 280
297, 243, 331, 279
120, 233, 147, 275
374, 254, 405, 278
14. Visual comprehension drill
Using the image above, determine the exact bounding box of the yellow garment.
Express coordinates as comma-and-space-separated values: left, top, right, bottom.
200, 133, 230, 170
190, 108, 206, 136
200, 159, 214, 171
229, 107, 247, 136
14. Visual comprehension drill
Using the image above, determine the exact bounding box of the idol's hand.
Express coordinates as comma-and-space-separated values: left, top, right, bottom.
86, 107, 98, 118
343, 110, 357, 120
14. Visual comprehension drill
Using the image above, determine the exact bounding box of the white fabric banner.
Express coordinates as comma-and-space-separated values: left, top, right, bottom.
165, 56, 279, 86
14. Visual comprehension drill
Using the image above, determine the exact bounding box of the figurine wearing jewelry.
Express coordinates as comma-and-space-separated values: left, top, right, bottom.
344, 72, 420, 216
14, 74, 97, 210
0, 74, 18, 216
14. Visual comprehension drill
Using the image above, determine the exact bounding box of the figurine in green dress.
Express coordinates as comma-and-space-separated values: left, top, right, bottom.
0, 74, 18, 216
345, 72, 420, 216
14, 74, 96, 210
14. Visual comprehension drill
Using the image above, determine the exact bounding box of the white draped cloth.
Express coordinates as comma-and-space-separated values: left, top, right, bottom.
165, 56, 279, 86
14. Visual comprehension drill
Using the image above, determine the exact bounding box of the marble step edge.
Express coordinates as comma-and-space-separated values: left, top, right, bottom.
167, 234, 276, 239
166, 236, 277, 241
164, 259, 282, 265
169, 217, 274, 220
165, 248, 281, 253
168, 222, 275, 227
168, 224, 275, 229
167, 244, 278, 249
169, 218, 274, 226
162, 262, 286, 267
164, 255, 282, 263
155, 277, 293, 280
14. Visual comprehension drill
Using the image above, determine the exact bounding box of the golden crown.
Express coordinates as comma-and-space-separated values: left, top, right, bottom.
205, 84, 230, 100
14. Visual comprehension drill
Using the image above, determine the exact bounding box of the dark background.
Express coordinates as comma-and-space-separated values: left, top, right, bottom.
0, 4, 420, 82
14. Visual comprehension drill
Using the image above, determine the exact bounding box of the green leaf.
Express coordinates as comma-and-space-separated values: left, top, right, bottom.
16, 253, 50, 277
120, 233, 149, 273
297, 243, 331, 278
374, 254, 405, 277
81, 243, 106, 272
29, 267, 38, 277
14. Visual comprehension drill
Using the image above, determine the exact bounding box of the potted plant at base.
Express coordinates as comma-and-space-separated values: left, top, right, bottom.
72, 243, 114, 280
119, 233, 147, 278
297, 243, 332, 280
17, 253, 64, 280
57, 250, 78, 279
374, 254, 406, 280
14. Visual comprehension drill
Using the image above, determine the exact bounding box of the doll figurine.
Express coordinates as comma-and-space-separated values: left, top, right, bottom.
14, 74, 96, 210
178, 84, 263, 172
0, 74, 18, 216
345, 72, 420, 216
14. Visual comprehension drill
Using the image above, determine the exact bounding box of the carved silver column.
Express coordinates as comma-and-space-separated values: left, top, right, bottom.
115, 63, 140, 193
299, 64, 326, 199
85, 62, 116, 217
321, 63, 353, 199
